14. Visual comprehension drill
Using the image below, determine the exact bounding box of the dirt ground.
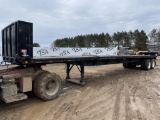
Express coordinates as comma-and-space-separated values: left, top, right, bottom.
0, 57, 160, 120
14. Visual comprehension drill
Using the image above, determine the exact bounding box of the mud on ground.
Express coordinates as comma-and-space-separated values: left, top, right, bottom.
0, 57, 160, 120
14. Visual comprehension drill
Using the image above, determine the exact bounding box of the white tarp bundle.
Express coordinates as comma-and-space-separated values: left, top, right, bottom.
0, 46, 3, 64
0, 46, 117, 65
33, 47, 117, 57
0, 46, 7, 65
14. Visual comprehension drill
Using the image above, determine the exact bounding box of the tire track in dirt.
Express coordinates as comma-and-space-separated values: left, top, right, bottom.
54, 81, 117, 119
148, 88, 160, 120
111, 69, 154, 120
143, 69, 160, 120
77, 85, 114, 110
112, 78, 124, 120
129, 70, 160, 120
124, 77, 132, 120
130, 74, 149, 120
80, 99, 114, 120
75, 74, 120, 119
42, 82, 98, 120
76, 89, 116, 119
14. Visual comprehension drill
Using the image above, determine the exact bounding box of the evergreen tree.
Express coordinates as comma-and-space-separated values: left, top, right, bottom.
134, 30, 148, 50
105, 33, 112, 47
33, 43, 40, 47
53, 30, 149, 50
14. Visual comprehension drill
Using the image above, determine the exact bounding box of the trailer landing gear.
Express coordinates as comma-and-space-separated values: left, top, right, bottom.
66, 63, 85, 85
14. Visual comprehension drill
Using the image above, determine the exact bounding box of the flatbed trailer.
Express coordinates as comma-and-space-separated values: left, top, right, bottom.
0, 21, 157, 103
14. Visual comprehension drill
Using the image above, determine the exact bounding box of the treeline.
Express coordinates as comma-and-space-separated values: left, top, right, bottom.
53, 29, 160, 51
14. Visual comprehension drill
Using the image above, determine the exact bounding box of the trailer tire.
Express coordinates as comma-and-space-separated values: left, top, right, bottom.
144, 60, 151, 70
36, 73, 62, 101
130, 63, 136, 68
33, 70, 50, 95
126, 63, 131, 68
123, 62, 131, 68
123, 62, 132, 68
151, 59, 156, 69
123, 63, 127, 68
141, 61, 145, 70
33, 70, 49, 80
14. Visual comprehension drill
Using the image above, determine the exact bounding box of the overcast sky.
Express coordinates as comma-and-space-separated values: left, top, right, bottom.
0, 0, 160, 47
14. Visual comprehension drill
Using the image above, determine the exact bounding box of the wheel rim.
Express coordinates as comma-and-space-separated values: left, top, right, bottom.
46, 80, 58, 96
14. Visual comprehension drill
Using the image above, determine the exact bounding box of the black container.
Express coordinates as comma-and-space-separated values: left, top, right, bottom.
2, 20, 33, 64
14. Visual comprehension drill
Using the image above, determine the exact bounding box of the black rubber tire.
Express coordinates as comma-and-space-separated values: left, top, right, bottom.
141, 61, 145, 70
33, 70, 50, 95
36, 73, 63, 101
144, 60, 151, 70
126, 63, 131, 68
123, 63, 127, 68
32, 70, 49, 80
123, 62, 131, 68
130, 63, 136, 68
150, 59, 156, 69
